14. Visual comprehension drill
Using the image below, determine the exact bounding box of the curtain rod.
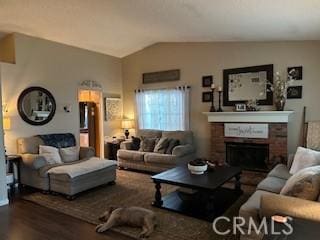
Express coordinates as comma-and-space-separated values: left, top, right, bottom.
134, 85, 191, 92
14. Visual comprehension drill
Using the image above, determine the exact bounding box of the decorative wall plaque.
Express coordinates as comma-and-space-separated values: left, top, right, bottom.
142, 69, 180, 84
224, 123, 269, 139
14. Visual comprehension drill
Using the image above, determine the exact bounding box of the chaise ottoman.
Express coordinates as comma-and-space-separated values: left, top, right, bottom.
48, 157, 117, 199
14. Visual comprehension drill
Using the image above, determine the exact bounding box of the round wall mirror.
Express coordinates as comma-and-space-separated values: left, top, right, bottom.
17, 87, 56, 126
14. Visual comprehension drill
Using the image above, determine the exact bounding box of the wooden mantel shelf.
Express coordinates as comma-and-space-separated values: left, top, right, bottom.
203, 111, 294, 123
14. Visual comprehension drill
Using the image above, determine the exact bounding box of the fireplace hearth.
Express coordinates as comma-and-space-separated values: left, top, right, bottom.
226, 143, 269, 172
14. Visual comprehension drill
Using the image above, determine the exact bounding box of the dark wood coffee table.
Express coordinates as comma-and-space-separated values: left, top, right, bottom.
151, 166, 242, 222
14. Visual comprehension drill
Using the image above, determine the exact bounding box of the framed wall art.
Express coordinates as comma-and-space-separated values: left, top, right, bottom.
223, 64, 274, 106
104, 97, 122, 121
287, 86, 303, 99
202, 91, 212, 102
202, 75, 213, 87
288, 66, 303, 80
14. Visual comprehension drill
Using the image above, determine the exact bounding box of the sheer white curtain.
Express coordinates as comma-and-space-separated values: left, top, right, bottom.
135, 86, 190, 131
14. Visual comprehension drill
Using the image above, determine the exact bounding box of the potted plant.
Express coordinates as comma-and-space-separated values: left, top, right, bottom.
263, 71, 295, 111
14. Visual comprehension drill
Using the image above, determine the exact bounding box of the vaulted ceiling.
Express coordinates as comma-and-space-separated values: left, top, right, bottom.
0, 0, 320, 57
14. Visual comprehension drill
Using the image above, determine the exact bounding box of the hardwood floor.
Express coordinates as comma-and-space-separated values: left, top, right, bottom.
0, 200, 132, 240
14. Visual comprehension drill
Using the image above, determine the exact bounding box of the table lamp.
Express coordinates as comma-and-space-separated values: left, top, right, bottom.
122, 119, 134, 139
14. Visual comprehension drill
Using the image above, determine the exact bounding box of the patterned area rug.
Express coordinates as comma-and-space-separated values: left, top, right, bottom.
23, 170, 250, 240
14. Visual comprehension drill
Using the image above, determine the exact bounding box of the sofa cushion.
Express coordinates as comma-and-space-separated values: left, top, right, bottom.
154, 137, 170, 154
139, 137, 159, 152
165, 139, 180, 154
18, 136, 44, 154
280, 165, 320, 201
137, 129, 162, 138
60, 146, 80, 163
144, 153, 177, 165
38, 133, 76, 148
48, 157, 117, 179
131, 137, 141, 151
268, 164, 292, 180
162, 131, 193, 145
256, 176, 287, 193
239, 190, 274, 228
39, 145, 62, 164
117, 149, 145, 162
289, 147, 320, 174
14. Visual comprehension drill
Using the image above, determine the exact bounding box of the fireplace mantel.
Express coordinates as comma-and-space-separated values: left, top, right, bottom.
203, 111, 294, 123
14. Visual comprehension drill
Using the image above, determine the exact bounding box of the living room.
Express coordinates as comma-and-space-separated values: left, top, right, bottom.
1, 1, 320, 240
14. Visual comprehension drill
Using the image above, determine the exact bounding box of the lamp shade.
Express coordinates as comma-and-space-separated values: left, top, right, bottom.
3, 117, 11, 130
122, 119, 134, 129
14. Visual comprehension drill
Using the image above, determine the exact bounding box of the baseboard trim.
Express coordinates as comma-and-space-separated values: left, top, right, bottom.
0, 198, 9, 206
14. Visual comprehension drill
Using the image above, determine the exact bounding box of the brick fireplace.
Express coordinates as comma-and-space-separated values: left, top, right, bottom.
203, 111, 294, 184
211, 122, 288, 171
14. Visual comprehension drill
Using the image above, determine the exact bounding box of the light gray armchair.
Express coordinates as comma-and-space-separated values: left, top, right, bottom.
17, 133, 117, 199
17, 134, 96, 191
117, 129, 196, 173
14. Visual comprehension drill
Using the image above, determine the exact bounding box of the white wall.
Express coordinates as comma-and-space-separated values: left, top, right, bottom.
1, 34, 123, 154
0, 66, 8, 206
122, 41, 320, 158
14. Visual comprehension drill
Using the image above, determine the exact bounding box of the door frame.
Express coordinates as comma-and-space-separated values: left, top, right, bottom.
78, 89, 104, 157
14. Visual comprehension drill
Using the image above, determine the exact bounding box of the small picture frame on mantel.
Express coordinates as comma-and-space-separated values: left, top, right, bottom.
235, 103, 247, 112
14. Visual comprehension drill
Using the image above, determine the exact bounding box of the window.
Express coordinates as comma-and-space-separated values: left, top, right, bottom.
135, 87, 190, 131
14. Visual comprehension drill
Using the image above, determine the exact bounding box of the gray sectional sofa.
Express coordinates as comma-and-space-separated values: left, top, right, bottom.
17, 133, 117, 198
117, 129, 196, 173
239, 160, 320, 239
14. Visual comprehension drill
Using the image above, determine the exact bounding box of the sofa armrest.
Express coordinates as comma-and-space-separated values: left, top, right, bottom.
21, 154, 47, 170
172, 144, 195, 157
120, 140, 133, 150
80, 147, 95, 159
260, 194, 320, 222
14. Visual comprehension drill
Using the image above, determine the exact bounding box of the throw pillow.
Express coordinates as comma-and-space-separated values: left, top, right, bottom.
39, 145, 62, 165
60, 146, 80, 163
131, 137, 141, 151
280, 165, 320, 201
139, 137, 158, 152
289, 147, 320, 175
154, 137, 170, 154
165, 139, 180, 154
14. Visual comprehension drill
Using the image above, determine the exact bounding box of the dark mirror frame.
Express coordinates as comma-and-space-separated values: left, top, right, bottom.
17, 86, 56, 126
223, 64, 274, 106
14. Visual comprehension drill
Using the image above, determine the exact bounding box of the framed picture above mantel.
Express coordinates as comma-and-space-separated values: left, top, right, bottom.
223, 64, 274, 106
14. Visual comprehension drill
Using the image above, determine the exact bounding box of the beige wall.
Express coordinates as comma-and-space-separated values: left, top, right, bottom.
0, 66, 8, 205
122, 41, 320, 158
1, 34, 123, 154
0, 34, 16, 64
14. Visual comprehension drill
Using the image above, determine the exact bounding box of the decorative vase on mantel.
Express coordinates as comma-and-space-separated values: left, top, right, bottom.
275, 97, 286, 111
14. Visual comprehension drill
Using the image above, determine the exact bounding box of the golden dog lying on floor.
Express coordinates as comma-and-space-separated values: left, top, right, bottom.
96, 206, 157, 238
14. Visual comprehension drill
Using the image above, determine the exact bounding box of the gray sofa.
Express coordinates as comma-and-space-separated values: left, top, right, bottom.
117, 129, 196, 173
239, 159, 320, 239
17, 133, 117, 198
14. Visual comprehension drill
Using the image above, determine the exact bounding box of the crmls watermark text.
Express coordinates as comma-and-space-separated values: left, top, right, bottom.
212, 216, 293, 236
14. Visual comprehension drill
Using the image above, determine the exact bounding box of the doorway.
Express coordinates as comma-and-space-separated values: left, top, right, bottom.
78, 90, 103, 157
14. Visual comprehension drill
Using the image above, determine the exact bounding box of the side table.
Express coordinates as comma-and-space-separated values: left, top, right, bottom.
105, 141, 123, 160
6, 155, 22, 196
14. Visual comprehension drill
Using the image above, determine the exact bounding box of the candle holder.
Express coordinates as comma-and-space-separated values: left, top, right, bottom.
210, 88, 216, 112
217, 90, 223, 112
